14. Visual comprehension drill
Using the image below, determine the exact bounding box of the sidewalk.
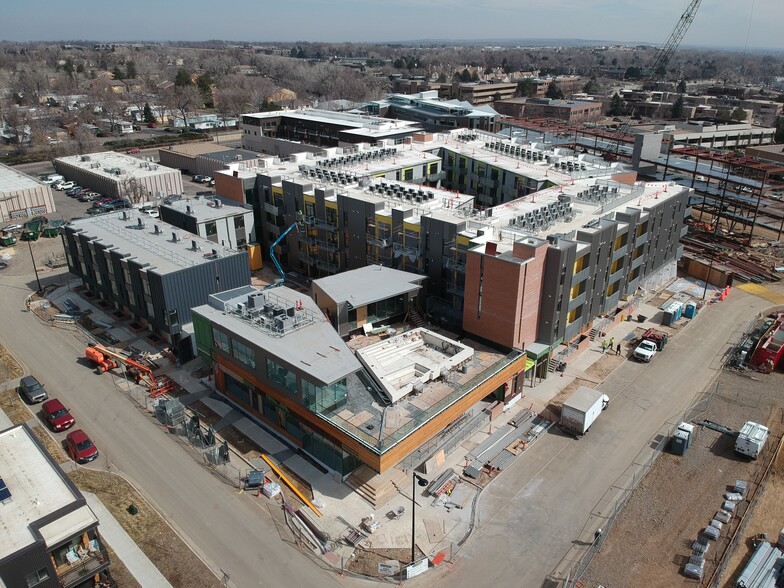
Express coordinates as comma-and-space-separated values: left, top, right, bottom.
84, 492, 173, 588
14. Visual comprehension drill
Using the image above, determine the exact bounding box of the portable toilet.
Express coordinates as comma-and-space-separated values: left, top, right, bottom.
677, 422, 695, 450
684, 302, 697, 319
662, 301, 684, 326
671, 430, 690, 455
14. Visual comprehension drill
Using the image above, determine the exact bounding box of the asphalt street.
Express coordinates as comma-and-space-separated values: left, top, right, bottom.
0, 268, 341, 588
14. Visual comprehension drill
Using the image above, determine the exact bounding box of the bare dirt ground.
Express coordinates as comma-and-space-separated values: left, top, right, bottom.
581, 367, 784, 588
0, 343, 23, 383
68, 469, 222, 588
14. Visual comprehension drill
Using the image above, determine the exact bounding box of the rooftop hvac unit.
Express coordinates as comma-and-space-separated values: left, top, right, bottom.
137, 217, 145, 229
171, 232, 179, 243
191, 240, 198, 251
154, 224, 161, 235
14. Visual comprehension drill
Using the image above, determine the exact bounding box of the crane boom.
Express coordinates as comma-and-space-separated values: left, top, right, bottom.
267, 221, 300, 288
607, 0, 703, 158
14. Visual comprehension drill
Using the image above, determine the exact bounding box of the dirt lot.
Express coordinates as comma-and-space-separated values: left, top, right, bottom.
68, 469, 222, 588
581, 367, 784, 588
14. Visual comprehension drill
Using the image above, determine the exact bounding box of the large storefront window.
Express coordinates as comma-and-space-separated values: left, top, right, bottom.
213, 328, 230, 353
301, 423, 360, 474
367, 295, 405, 324
231, 338, 256, 368
224, 373, 251, 405
267, 358, 297, 395
302, 378, 347, 413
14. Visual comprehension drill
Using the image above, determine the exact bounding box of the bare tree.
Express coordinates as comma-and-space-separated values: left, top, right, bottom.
120, 176, 148, 204
162, 84, 203, 130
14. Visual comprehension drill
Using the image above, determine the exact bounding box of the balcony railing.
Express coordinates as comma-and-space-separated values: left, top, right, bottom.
366, 235, 392, 248
56, 550, 109, 588
393, 243, 421, 259
443, 257, 466, 273
302, 216, 338, 231
316, 240, 339, 253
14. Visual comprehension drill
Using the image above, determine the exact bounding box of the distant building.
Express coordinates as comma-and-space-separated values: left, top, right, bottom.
495, 98, 603, 123
434, 81, 517, 106
362, 91, 499, 132
0, 424, 112, 588
157, 143, 263, 178
54, 152, 183, 200
0, 162, 57, 224
240, 109, 422, 156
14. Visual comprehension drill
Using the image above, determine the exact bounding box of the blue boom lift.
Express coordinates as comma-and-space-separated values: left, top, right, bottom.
266, 222, 300, 289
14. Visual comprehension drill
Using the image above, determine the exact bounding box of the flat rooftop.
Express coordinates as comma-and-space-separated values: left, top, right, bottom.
313, 265, 424, 308
56, 151, 179, 180
197, 285, 362, 386
67, 210, 241, 275
162, 195, 252, 223
356, 328, 474, 403
160, 143, 258, 158
244, 109, 421, 136
0, 162, 45, 193
0, 425, 83, 559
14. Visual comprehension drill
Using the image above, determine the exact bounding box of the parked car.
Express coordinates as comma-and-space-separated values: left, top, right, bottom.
139, 205, 159, 218
2, 224, 23, 234
78, 192, 101, 202
126, 147, 141, 154
41, 398, 75, 431
207, 178, 215, 187
66, 187, 85, 197
162, 194, 182, 205
19, 375, 48, 403
41, 174, 65, 185
192, 175, 209, 183
56, 181, 76, 191
65, 429, 99, 463
147, 122, 157, 128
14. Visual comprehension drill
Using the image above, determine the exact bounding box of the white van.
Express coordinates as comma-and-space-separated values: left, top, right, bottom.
41, 174, 64, 185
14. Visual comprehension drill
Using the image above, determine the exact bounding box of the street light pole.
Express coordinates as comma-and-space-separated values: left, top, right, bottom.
411, 472, 428, 564
27, 239, 41, 292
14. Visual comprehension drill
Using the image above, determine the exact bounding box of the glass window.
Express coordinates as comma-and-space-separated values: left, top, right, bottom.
267, 358, 297, 394
231, 338, 256, 368
212, 328, 230, 353
234, 216, 245, 230
206, 222, 217, 236
302, 378, 347, 413
26, 569, 50, 587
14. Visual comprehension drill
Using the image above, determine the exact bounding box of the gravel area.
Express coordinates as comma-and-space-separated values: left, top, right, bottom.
581, 367, 784, 588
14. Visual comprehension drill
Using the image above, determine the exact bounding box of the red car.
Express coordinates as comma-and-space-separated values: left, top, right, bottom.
65, 430, 99, 463
41, 399, 75, 431
126, 147, 141, 154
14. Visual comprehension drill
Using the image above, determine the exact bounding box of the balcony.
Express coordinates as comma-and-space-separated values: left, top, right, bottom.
316, 260, 338, 273
608, 267, 625, 284
393, 243, 421, 259
316, 239, 339, 253
611, 244, 628, 261
631, 253, 646, 270
446, 283, 465, 296
427, 171, 446, 182
634, 232, 649, 247
366, 235, 392, 248
264, 202, 284, 216
53, 542, 110, 588
302, 216, 338, 231
502, 185, 521, 198
477, 176, 498, 189
443, 257, 466, 273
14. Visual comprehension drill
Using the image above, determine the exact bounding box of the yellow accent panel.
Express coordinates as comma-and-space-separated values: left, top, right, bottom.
737, 284, 784, 305
457, 235, 471, 246
272, 186, 283, 196
325, 201, 337, 210
403, 223, 421, 232
304, 195, 315, 203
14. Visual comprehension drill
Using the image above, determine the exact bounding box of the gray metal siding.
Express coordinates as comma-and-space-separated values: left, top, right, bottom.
159, 253, 251, 329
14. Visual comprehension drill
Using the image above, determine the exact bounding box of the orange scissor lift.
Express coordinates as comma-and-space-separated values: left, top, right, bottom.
85, 343, 178, 398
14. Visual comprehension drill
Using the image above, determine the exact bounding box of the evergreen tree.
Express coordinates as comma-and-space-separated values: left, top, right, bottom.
471, 70, 480, 82
608, 93, 624, 116
671, 95, 685, 118
125, 61, 137, 80
112, 66, 124, 80
196, 73, 215, 108
546, 82, 564, 100
142, 103, 156, 124
460, 69, 472, 83
516, 79, 536, 98
731, 107, 747, 121
775, 116, 784, 143
677, 79, 687, 94
174, 68, 192, 87
582, 76, 600, 94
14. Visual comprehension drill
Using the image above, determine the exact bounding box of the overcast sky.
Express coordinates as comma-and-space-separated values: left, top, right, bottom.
3, 0, 782, 50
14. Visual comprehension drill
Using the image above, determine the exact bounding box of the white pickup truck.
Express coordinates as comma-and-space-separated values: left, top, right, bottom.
633, 339, 658, 362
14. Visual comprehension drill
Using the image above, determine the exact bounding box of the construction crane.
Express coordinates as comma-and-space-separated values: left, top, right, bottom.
85, 343, 177, 398
266, 221, 301, 289
604, 0, 704, 160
